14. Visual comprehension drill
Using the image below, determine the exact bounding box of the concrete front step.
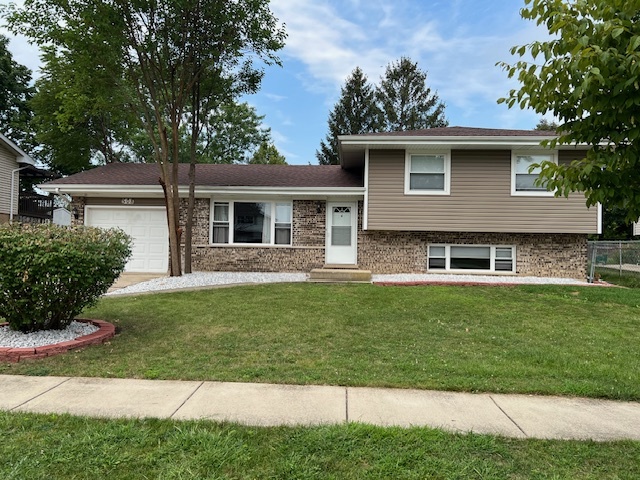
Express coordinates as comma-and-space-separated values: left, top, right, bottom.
308, 268, 372, 283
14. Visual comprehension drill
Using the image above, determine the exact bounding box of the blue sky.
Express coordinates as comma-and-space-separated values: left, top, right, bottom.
1, 0, 551, 165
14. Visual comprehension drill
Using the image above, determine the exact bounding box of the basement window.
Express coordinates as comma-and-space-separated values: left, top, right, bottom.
428, 245, 515, 273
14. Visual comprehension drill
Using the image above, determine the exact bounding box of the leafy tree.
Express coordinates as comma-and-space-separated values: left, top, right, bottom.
600, 205, 634, 240
199, 102, 271, 164
6, 0, 285, 276
377, 57, 448, 132
534, 118, 559, 131
316, 67, 382, 165
31, 47, 142, 175
498, 0, 640, 221
0, 34, 35, 152
249, 141, 287, 164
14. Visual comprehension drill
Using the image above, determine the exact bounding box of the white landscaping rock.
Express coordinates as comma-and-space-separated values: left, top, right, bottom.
106, 272, 308, 296
0, 321, 99, 348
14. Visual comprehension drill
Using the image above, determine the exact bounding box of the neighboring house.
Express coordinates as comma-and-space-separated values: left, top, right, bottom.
0, 133, 54, 224
39, 127, 600, 278
0, 133, 35, 223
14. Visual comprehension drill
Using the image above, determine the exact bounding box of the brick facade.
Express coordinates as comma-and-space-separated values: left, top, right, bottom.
358, 230, 587, 279
186, 199, 326, 272
73, 196, 588, 279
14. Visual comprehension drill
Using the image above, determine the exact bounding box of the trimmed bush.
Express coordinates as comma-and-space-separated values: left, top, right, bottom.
0, 223, 131, 332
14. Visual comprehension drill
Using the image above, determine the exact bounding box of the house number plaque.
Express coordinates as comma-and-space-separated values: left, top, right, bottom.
121, 198, 135, 205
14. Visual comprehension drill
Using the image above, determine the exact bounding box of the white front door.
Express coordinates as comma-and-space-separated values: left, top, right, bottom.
325, 202, 357, 265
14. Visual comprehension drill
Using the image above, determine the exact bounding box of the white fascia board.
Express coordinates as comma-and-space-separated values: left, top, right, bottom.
0, 132, 35, 165
338, 135, 590, 149
38, 184, 365, 198
339, 136, 557, 147
38, 185, 166, 197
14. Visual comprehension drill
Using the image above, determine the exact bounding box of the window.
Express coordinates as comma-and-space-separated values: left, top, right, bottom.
212, 202, 229, 243
428, 245, 515, 273
512, 152, 556, 195
210, 200, 292, 245
405, 153, 450, 195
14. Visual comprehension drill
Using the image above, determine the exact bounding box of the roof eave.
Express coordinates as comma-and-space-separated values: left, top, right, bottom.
338, 135, 590, 168
38, 184, 366, 198
0, 133, 35, 166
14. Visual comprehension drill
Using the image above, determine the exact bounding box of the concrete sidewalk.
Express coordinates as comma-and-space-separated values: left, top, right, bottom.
1, 375, 638, 442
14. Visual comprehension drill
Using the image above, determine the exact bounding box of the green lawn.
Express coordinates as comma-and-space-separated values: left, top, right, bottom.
2, 283, 639, 400
596, 266, 640, 288
2, 412, 639, 479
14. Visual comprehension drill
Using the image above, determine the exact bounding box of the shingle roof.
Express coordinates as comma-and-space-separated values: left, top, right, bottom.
44, 163, 364, 188
353, 126, 555, 137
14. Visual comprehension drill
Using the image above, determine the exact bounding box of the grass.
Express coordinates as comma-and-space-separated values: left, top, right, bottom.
2, 411, 639, 479
2, 283, 639, 400
596, 266, 640, 289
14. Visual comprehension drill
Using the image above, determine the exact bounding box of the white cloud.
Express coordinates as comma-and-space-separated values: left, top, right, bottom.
264, 93, 287, 102
270, 0, 552, 128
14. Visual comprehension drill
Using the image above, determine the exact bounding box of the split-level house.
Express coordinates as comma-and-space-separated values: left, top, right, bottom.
39, 127, 600, 279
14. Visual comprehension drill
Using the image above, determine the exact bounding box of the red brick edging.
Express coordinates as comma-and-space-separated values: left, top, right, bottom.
0, 319, 115, 363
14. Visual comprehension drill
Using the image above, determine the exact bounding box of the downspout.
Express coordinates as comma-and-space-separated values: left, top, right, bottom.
10, 166, 29, 223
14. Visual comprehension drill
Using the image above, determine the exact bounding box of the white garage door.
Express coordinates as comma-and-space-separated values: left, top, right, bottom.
86, 207, 169, 273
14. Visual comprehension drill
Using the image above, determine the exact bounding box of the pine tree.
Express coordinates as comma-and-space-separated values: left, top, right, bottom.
377, 57, 448, 131
316, 67, 382, 165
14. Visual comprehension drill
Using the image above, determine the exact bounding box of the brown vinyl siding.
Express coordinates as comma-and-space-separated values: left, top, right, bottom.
367, 149, 598, 234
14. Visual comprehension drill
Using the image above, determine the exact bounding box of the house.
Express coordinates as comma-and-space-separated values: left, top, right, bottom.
0, 133, 55, 224
0, 133, 36, 223
39, 127, 600, 278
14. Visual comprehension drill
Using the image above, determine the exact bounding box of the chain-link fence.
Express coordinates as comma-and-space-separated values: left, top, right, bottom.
587, 240, 640, 283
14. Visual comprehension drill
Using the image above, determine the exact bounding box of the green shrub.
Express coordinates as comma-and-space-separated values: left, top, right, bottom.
0, 223, 131, 332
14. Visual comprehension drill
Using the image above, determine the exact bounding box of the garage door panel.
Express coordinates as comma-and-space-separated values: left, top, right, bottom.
130, 225, 147, 237
86, 207, 168, 273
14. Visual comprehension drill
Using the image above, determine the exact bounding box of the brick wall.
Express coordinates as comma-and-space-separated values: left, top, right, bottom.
187, 199, 326, 272
358, 230, 587, 279
69, 197, 85, 226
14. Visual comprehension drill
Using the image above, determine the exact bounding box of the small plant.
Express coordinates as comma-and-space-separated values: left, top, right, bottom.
0, 223, 131, 332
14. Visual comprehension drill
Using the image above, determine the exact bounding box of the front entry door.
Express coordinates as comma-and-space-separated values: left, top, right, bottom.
326, 202, 357, 265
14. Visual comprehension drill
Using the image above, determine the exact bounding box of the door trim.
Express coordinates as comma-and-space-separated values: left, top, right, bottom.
325, 201, 358, 265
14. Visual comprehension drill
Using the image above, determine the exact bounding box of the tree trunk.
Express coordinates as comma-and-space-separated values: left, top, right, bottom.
185, 83, 201, 274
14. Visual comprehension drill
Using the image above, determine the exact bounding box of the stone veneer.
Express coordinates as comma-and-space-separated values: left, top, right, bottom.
72, 196, 588, 279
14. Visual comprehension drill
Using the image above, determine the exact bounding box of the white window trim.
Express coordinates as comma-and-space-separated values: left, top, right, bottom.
404, 151, 451, 195
511, 150, 557, 197
428, 244, 516, 274
209, 199, 292, 246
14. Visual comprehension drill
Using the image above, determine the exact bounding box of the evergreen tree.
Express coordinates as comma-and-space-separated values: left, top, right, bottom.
316, 67, 382, 165
377, 57, 448, 131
